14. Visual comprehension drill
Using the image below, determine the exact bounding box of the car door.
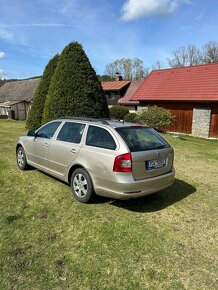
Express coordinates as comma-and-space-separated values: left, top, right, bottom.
47, 121, 86, 177
26, 121, 62, 169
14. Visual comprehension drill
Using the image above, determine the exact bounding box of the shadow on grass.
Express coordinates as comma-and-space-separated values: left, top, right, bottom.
28, 169, 195, 212
109, 178, 196, 212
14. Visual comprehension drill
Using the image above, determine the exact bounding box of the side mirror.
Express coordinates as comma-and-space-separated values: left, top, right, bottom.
27, 130, 36, 137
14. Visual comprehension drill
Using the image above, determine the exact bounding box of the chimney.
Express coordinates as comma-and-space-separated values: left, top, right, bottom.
115, 72, 122, 81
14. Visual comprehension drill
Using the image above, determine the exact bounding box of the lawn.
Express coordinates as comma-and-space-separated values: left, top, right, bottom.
0, 120, 217, 290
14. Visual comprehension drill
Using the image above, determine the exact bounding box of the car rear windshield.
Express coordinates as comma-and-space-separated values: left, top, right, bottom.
116, 127, 169, 152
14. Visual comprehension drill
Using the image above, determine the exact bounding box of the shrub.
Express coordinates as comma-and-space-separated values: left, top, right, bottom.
26, 54, 59, 130
42, 42, 109, 124
123, 112, 140, 123
139, 105, 175, 131
109, 105, 129, 120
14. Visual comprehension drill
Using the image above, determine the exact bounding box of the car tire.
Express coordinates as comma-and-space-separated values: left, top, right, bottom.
71, 168, 95, 203
16, 146, 29, 170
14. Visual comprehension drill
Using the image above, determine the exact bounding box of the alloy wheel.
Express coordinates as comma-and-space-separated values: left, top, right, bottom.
17, 149, 25, 167
73, 173, 88, 198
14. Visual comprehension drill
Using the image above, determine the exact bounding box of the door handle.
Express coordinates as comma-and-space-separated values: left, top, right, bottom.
71, 148, 76, 154
44, 143, 48, 148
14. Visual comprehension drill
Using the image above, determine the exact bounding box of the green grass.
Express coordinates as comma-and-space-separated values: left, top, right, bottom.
0, 120, 217, 290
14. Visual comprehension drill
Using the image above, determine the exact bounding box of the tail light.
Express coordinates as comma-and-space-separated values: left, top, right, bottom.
113, 153, 132, 172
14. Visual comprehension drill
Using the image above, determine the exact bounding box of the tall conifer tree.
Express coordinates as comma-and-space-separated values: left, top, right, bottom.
26, 54, 59, 129
42, 42, 109, 123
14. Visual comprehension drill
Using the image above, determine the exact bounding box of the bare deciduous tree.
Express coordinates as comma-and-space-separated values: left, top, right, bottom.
168, 45, 202, 67
202, 41, 218, 64
104, 63, 117, 80
168, 41, 218, 67
151, 60, 162, 71
104, 58, 148, 80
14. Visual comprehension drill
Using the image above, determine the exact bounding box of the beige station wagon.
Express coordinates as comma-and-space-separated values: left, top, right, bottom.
16, 118, 175, 203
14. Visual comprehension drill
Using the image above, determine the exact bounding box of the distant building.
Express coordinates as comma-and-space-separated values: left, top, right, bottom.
118, 80, 143, 112
130, 63, 218, 138
101, 73, 130, 107
0, 77, 40, 120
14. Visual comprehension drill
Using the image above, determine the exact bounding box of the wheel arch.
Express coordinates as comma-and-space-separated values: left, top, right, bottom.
16, 143, 23, 152
68, 164, 95, 188
68, 164, 85, 184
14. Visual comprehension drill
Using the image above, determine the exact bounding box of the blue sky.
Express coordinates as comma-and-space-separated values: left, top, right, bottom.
0, 0, 218, 79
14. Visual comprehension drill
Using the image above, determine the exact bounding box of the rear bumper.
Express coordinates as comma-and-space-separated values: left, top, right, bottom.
95, 169, 175, 200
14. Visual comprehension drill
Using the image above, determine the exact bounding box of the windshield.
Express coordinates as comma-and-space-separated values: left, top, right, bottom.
116, 127, 169, 152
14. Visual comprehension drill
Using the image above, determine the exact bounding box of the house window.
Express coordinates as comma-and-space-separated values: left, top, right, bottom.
108, 92, 112, 99
108, 92, 116, 100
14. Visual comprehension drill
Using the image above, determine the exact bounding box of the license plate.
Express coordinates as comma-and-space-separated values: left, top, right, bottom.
146, 158, 166, 170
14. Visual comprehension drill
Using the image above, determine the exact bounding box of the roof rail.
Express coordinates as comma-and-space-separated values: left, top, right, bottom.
98, 118, 112, 125
59, 116, 111, 125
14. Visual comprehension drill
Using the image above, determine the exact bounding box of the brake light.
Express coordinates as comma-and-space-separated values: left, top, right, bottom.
113, 153, 132, 172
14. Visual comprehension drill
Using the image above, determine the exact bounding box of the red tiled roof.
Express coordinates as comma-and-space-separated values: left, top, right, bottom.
131, 63, 218, 102
118, 80, 143, 105
102, 80, 130, 91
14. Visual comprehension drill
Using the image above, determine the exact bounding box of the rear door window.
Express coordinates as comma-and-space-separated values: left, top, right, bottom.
116, 127, 169, 152
57, 122, 85, 143
86, 125, 116, 150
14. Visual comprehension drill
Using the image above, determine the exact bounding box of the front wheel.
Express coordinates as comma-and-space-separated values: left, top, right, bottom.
16, 146, 29, 170
71, 168, 95, 203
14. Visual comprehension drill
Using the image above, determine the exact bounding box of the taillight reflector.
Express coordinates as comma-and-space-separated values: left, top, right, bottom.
113, 153, 132, 172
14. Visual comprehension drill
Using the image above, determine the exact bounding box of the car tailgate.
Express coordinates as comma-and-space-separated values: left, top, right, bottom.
131, 147, 174, 180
